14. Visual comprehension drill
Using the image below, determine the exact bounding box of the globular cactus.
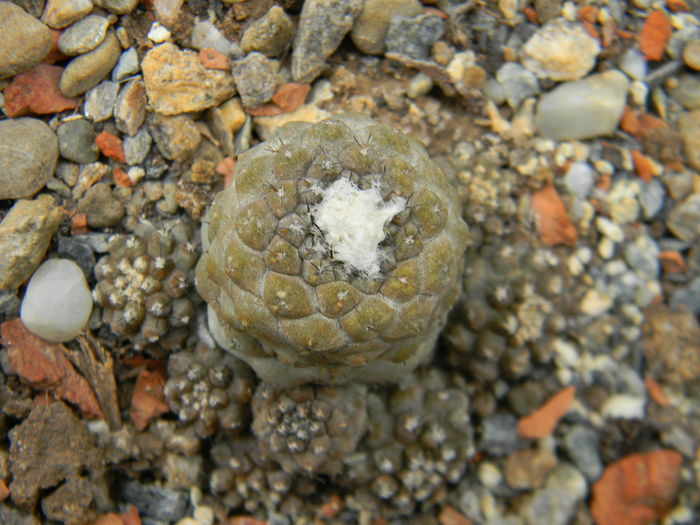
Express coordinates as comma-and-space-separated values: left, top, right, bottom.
196, 113, 469, 385
93, 221, 200, 349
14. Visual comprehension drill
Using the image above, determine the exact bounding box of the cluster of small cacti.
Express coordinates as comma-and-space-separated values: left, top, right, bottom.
251, 382, 368, 475
164, 343, 256, 438
92, 221, 200, 349
196, 113, 470, 385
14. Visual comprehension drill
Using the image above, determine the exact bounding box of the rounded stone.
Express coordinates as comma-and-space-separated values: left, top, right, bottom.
0, 118, 58, 199
60, 30, 122, 97
57, 119, 99, 164
20, 258, 93, 343
683, 39, 700, 70
0, 2, 53, 79
57, 15, 110, 56
350, 0, 422, 55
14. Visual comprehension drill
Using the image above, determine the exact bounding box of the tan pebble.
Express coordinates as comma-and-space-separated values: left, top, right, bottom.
683, 39, 700, 70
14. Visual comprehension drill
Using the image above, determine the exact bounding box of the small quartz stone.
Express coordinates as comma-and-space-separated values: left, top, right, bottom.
190, 20, 242, 58
20, 259, 93, 343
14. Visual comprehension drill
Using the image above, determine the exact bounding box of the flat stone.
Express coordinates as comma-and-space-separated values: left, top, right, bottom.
20, 258, 93, 343
535, 71, 628, 141
121, 481, 188, 522
57, 14, 109, 56
480, 413, 522, 456
563, 162, 595, 198
667, 73, 700, 110
57, 118, 99, 164
3, 63, 80, 117
667, 193, 700, 242
638, 178, 665, 219
618, 48, 647, 80
41, 0, 92, 29
60, 30, 122, 97
123, 127, 152, 165
385, 13, 444, 61
77, 182, 125, 228
111, 47, 139, 81
240, 6, 294, 58
93, 0, 139, 14
0, 195, 62, 290
0, 2, 53, 79
563, 425, 602, 481
624, 234, 659, 278
114, 78, 146, 136
84, 80, 119, 122
523, 464, 587, 525
190, 19, 242, 58
682, 39, 700, 70
291, 0, 362, 83
207, 97, 245, 157
496, 62, 539, 109
350, 0, 422, 55
521, 18, 600, 81
504, 447, 557, 489
231, 52, 281, 109
74, 162, 110, 197
148, 112, 201, 161
141, 42, 236, 115
253, 104, 331, 141
679, 110, 700, 170
0, 118, 58, 199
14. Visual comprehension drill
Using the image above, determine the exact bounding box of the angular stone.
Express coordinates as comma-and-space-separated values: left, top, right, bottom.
351, 0, 422, 55
123, 127, 152, 165
114, 78, 147, 136
84, 80, 119, 122
679, 110, 700, 170
41, 0, 93, 29
291, 0, 362, 83
148, 112, 201, 161
231, 52, 280, 109
142, 42, 236, 115
667, 73, 700, 110
60, 30, 122, 97
240, 6, 295, 58
57, 14, 109, 56
77, 182, 125, 228
111, 47, 139, 81
3, 63, 80, 117
0, 2, 53, 79
667, 193, 700, 242
385, 13, 444, 61
0, 118, 58, 199
0, 195, 62, 290
189, 19, 242, 57
535, 71, 628, 141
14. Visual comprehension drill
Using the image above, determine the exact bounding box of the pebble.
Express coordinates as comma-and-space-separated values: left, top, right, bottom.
123, 127, 153, 165
60, 30, 122, 97
667, 26, 700, 60
597, 237, 615, 259
563, 426, 602, 481
638, 178, 665, 219
147, 21, 171, 43
115, 78, 147, 136
291, 0, 362, 83
595, 216, 624, 243
253, 105, 331, 141
121, 482, 189, 522
57, 118, 99, 164
207, 97, 246, 157
563, 162, 595, 198
624, 234, 659, 278
601, 394, 646, 419
148, 113, 202, 162
504, 446, 557, 489
57, 236, 96, 278
667, 193, 700, 241
385, 13, 444, 61
93, 0, 139, 15
240, 6, 295, 57
480, 414, 521, 456
350, 0, 422, 55
58, 15, 110, 56
190, 20, 242, 58
670, 277, 700, 314
618, 48, 647, 80
679, 110, 700, 171
0, 195, 62, 290
84, 80, 120, 122
0, 2, 53, 79
682, 39, 700, 70
605, 179, 640, 224
667, 73, 700, 109
521, 17, 600, 81
535, 71, 629, 141
579, 289, 613, 316
523, 464, 587, 525
0, 290, 21, 321
495, 62, 539, 109
406, 71, 433, 98
41, 0, 93, 29
20, 258, 93, 343
77, 183, 125, 228
231, 52, 281, 109
141, 43, 236, 115
112, 47, 140, 81
0, 118, 58, 199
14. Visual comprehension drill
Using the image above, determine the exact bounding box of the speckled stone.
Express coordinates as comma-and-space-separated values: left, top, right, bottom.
60, 30, 122, 97
123, 127, 152, 165
385, 13, 444, 61
496, 62, 539, 109
148, 112, 201, 162
57, 119, 99, 164
0, 2, 53, 79
77, 182, 125, 228
231, 52, 281, 109
350, 0, 422, 55
0, 118, 58, 199
114, 78, 146, 136
189, 19, 242, 58
240, 6, 295, 57
84, 80, 119, 122
57, 15, 109, 56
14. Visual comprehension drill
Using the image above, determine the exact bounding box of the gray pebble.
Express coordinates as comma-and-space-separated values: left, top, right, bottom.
666, 26, 700, 60
563, 426, 602, 481
0, 291, 21, 322
60, 30, 122, 97
112, 47, 140, 81
563, 162, 595, 199
638, 178, 665, 219
523, 464, 587, 525
57, 119, 99, 164
57, 236, 96, 280
231, 52, 281, 109
670, 276, 700, 314
58, 15, 110, 56
190, 20, 242, 58
240, 6, 295, 58
535, 71, 628, 141
120, 481, 189, 522
148, 113, 201, 162
77, 183, 125, 228
84, 81, 120, 122
496, 62, 539, 109
0, 502, 41, 525
0, 118, 58, 199
291, 0, 362, 83
667, 73, 700, 110
0, 2, 53, 79
667, 193, 700, 242
618, 48, 647, 80
93, 0, 139, 15
123, 127, 152, 165
480, 414, 521, 456
351, 0, 422, 55
385, 13, 444, 61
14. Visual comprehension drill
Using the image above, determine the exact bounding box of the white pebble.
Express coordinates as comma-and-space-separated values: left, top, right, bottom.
148, 22, 171, 43
478, 461, 502, 488
579, 289, 613, 316
595, 216, 625, 242
597, 237, 615, 259
20, 259, 93, 343
601, 394, 646, 419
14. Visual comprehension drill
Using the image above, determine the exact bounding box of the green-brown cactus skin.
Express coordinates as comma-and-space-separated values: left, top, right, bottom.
196, 113, 469, 385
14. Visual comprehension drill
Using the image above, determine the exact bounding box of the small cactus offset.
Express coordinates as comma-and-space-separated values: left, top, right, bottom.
196, 113, 469, 385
